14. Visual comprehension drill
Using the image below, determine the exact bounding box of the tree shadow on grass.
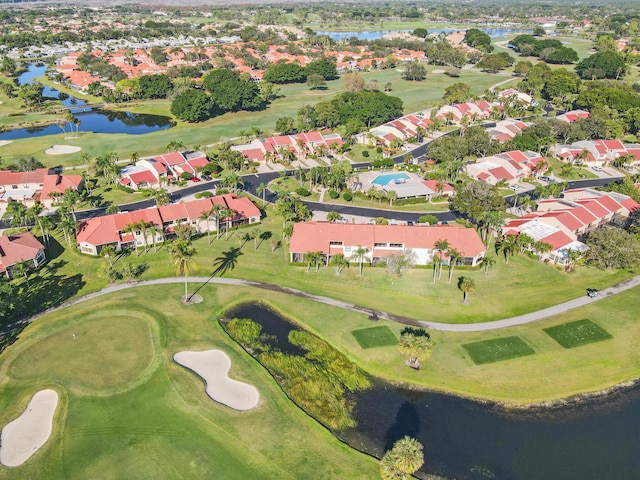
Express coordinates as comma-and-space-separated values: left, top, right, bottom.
189, 247, 244, 300
0, 265, 85, 353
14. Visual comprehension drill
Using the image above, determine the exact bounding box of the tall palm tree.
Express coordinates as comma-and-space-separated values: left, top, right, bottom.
199, 208, 214, 244
480, 255, 496, 275
58, 213, 77, 248
122, 223, 140, 256
350, 246, 369, 277
500, 234, 518, 264
434, 239, 450, 282
147, 224, 163, 253
167, 240, 197, 301
447, 248, 461, 284
256, 182, 267, 207
220, 208, 235, 240
136, 220, 153, 254
209, 203, 223, 240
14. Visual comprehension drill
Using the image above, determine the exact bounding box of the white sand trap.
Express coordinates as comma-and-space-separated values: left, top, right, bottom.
1, 389, 58, 467
174, 350, 259, 411
45, 145, 81, 155
0, 140, 13, 147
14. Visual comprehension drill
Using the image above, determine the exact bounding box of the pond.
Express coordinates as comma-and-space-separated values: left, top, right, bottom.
230, 303, 640, 480
5, 64, 174, 139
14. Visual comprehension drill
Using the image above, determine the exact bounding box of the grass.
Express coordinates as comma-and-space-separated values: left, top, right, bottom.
351, 326, 398, 349
0, 288, 379, 479
543, 319, 612, 349
462, 336, 535, 364
5, 207, 635, 335
0, 65, 512, 167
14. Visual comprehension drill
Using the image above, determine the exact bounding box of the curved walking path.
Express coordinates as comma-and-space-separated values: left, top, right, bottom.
8, 273, 640, 334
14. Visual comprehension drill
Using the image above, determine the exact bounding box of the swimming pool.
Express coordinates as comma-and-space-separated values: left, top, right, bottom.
372, 173, 410, 186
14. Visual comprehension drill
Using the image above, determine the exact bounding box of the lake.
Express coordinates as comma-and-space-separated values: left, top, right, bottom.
229, 303, 640, 480
316, 28, 532, 41
4, 64, 174, 139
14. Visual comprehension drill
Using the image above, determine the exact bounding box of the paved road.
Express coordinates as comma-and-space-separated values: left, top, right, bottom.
11, 273, 640, 334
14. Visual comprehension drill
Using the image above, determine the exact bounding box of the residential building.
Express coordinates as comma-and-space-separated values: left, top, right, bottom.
120, 151, 208, 190
465, 150, 547, 185
0, 232, 46, 278
231, 132, 343, 163
289, 222, 486, 267
76, 194, 261, 255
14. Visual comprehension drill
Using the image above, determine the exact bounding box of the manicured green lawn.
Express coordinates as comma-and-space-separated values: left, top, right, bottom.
462, 336, 535, 364
543, 319, 612, 349
0, 289, 379, 479
351, 325, 397, 349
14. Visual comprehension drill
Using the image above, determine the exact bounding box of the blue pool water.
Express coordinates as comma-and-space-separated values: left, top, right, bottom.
372, 173, 410, 186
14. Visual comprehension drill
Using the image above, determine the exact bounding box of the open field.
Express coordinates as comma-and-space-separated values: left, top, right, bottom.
462, 336, 535, 364
0, 290, 379, 479
543, 319, 612, 349
351, 326, 397, 349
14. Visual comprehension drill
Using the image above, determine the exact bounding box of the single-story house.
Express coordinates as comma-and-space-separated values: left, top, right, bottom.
0, 232, 46, 278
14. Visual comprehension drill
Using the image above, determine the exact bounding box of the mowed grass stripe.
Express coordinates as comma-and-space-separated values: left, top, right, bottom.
462, 336, 535, 365
351, 326, 397, 349
543, 319, 613, 349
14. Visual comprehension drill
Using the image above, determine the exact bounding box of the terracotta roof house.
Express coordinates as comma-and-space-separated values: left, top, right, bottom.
0, 168, 51, 207
465, 150, 546, 185
555, 109, 590, 123
76, 195, 260, 255
231, 132, 343, 162
40, 174, 83, 207
551, 139, 630, 166
0, 232, 46, 278
289, 222, 486, 267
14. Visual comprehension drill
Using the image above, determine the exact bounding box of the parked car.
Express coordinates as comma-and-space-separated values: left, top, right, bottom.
190, 177, 200, 182
587, 288, 599, 298
593, 166, 603, 172
508, 184, 521, 191
202, 174, 212, 181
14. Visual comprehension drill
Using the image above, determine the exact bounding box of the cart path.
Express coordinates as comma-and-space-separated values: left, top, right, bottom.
8, 274, 640, 333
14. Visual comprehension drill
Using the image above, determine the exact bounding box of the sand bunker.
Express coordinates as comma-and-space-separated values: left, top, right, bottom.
0, 140, 13, 147
174, 350, 259, 411
0, 389, 58, 467
45, 145, 81, 155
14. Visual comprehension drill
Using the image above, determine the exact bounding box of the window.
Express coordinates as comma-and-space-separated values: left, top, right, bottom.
329, 241, 343, 246
389, 243, 403, 248
344, 246, 352, 253
374, 242, 387, 247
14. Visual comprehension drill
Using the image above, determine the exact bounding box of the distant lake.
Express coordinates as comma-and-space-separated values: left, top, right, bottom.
4, 64, 175, 140
317, 28, 532, 41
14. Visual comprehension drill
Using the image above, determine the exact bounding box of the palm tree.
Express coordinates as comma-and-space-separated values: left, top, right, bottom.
251, 227, 261, 250
499, 234, 518, 264
380, 436, 424, 480
58, 212, 77, 248
221, 172, 243, 193
147, 224, 163, 253
101, 244, 116, 266
62, 187, 82, 221
167, 240, 197, 301
256, 182, 267, 207
447, 248, 461, 284
209, 204, 223, 240
220, 208, 235, 240
480, 255, 496, 275
387, 190, 398, 206
122, 223, 140, 256
350, 246, 370, 277
434, 239, 450, 282
38, 214, 55, 245
326, 211, 341, 222
73, 117, 81, 136
3, 200, 28, 228
458, 276, 476, 304
329, 253, 348, 275
199, 208, 215, 244
11, 260, 30, 287
151, 188, 170, 206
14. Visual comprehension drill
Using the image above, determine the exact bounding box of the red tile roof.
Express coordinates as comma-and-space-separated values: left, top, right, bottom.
0, 168, 50, 186
0, 232, 44, 272
289, 222, 485, 258
540, 230, 574, 250
41, 174, 83, 200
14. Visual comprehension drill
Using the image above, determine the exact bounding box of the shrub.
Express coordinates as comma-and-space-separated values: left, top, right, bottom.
342, 192, 353, 201
195, 191, 213, 199
329, 189, 340, 199
295, 187, 311, 196
217, 188, 230, 194
362, 150, 370, 158
376, 147, 383, 154
418, 214, 439, 225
